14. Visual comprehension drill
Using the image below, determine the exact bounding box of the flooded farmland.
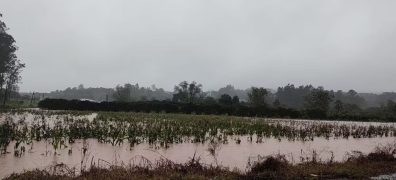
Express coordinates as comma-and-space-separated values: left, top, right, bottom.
0, 110, 395, 178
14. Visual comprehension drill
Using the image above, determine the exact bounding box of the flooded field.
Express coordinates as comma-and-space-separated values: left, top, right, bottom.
1, 110, 396, 178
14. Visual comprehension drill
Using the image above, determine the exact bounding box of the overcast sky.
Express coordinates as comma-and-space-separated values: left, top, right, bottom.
1, 0, 396, 93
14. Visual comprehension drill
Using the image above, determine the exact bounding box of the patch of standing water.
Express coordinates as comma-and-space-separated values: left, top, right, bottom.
0, 137, 395, 179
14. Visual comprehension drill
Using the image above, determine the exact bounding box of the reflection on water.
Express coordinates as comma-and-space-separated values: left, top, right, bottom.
0, 137, 395, 178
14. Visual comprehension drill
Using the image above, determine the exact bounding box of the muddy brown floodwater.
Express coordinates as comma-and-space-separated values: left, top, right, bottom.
0, 111, 396, 178
0, 137, 395, 178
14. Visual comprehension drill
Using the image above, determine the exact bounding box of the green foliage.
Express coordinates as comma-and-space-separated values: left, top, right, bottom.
276, 84, 314, 109
218, 94, 233, 105
202, 96, 217, 105
334, 90, 366, 108
36, 83, 396, 116
207, 84, 249, 101
232, 95, 239, 104
248, 87, 268, 107
173, 81, 203, 103
113, 83, 171, 102
334, 100, 344, 114
0, 14, 25, 105
304, 87, 334, 112
1, 110, 395, 154
273, 99, 281, 108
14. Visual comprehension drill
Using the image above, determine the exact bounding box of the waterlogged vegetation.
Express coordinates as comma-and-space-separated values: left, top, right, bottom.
1, 110, 396, 156
1, 109, 396, 179
5, 143, 396, 179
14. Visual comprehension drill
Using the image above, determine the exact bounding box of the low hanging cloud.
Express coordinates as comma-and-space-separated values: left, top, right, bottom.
1, 0, 396, 93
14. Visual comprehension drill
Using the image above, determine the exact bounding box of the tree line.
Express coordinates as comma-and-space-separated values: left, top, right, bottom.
38, 81, 396, 122
41, 82, 395, 109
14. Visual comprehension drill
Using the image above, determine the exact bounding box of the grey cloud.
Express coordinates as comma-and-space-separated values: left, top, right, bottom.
1, 0, 396, 93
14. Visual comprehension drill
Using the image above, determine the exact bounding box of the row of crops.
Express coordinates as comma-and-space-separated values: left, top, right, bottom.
1, 110, 396, 156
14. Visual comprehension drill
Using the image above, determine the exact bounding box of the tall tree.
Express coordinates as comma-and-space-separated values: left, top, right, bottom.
248, 87, 268, 107
112, 83, 172, 102
218, 94, 233, 105
334, 100, 344, 114
173, 81, 203, 103
304, 87, 334, 112
113, 84, 132, 102
333, 89, 366, 108
276, 84, 314, 109
0, 13, 25, 105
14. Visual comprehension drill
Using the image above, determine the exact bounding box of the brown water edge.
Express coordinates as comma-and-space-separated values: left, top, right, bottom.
1, 136, 395, 179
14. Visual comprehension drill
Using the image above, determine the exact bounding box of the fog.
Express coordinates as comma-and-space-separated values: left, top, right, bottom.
1, 0, 396, 93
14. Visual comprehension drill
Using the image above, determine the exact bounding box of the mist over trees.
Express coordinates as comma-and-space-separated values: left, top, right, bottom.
304, 87, 334, 118
45, 84, 172, 102
248, 87, 268, 107
276, 84, 314, 109
217, 94, 240, 106
172, 81, 203, 103
47, 84, 114, 102
360, 92, 396, 108
207, 85, 249, 101
42, 82, 396, 111
113, 83, 171, 102
0, 13, 25, 105
38, 81, 396, 121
